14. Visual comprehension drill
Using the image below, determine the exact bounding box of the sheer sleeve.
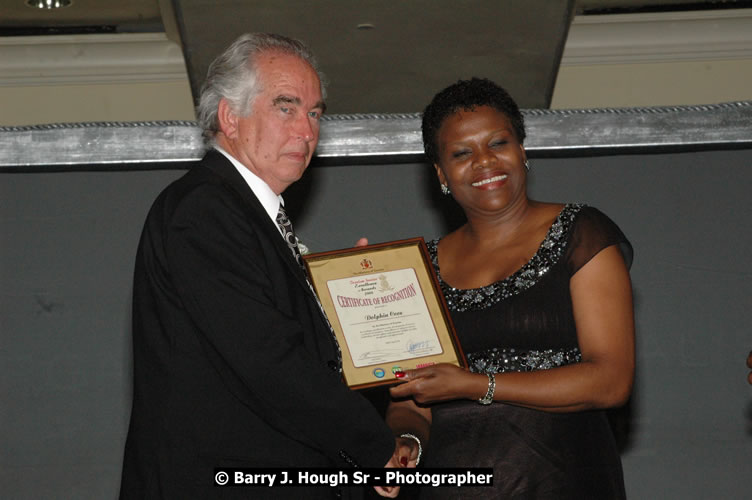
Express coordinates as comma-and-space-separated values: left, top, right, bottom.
565, 206, 633, 276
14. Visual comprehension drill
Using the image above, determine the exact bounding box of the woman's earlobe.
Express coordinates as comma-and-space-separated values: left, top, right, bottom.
434, 163, 447, 185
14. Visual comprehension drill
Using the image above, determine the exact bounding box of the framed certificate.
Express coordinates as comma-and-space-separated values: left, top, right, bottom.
303, 237, 466, 389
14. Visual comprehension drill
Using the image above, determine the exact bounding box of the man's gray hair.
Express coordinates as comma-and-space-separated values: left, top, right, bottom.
196, 33, 326, 144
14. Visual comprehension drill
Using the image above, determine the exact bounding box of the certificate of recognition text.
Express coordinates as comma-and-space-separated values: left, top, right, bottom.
327, 268, 442, 367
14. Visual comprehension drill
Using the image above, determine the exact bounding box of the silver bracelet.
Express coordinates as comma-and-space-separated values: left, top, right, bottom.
399, 433, 422, 466
477, 372, 496, 405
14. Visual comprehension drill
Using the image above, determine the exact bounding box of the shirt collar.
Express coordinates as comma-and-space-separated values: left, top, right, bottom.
213, 146, 284, 234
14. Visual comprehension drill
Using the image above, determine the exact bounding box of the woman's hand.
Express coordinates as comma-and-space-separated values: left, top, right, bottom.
393, 435, 421, 468
389, 363, 488, 404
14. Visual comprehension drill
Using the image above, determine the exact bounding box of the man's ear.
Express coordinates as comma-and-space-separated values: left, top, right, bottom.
217, 98, 238, 139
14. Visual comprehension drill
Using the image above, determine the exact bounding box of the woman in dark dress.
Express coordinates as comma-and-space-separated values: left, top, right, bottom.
386, 78, 635, 498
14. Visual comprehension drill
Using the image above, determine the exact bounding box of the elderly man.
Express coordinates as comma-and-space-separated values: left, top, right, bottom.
120, 33, 398, 499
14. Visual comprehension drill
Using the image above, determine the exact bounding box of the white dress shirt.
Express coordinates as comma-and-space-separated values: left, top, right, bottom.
213, 146, 286, 237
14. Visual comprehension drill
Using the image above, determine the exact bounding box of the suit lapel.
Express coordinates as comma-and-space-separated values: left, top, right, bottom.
200, 150, 343, 371
200, 150, 313, 291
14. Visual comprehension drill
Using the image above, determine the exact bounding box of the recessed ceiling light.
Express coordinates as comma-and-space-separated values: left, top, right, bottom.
26, 0, 72, 9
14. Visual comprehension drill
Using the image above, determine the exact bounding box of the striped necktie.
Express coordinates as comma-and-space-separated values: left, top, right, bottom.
275, 204, 343, 372
275, 204, 303, 269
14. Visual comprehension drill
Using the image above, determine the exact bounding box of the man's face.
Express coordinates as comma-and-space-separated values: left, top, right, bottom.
220, 52, 325, 194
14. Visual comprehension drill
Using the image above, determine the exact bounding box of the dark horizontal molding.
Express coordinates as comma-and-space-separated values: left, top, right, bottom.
580, 1, 752, 16
2, 101, 750, 171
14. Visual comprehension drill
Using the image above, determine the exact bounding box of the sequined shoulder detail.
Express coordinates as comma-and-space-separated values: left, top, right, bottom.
427, 203, 584, 312
468, 346, 582, 374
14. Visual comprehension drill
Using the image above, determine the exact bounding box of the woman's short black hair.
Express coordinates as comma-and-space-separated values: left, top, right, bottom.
421, 78, 526, 165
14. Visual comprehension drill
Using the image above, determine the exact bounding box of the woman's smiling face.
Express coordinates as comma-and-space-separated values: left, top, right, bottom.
434, 105, 528, 217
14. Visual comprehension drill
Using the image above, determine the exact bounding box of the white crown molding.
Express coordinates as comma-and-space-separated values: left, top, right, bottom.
0, 33, 188, 86
561, 8, 752, 65
1, 10, 750, 87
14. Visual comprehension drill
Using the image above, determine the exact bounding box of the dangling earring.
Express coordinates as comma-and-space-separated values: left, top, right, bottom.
440, 183, 451, 195
524, 160, 530, 172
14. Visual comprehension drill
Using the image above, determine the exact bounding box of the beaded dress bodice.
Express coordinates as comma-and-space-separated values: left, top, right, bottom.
427, 204, 632, 375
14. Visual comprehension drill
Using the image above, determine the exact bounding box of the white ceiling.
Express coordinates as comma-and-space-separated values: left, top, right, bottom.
1, 0, 749, 113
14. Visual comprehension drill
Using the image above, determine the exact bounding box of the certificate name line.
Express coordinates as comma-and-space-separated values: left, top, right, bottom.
351, 312, 423, 326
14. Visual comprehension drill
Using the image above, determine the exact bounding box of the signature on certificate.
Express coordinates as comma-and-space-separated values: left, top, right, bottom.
358, 349, 402, 361
405, 339, 436, 356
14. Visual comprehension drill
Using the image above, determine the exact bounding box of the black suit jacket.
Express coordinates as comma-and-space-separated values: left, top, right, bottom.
120, 150, 394, 499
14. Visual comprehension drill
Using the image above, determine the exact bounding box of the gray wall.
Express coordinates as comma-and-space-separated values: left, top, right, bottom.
2, 149, 751, 498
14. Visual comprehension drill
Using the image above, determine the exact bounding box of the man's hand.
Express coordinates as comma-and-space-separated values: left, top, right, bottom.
373, 451, 402, 498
